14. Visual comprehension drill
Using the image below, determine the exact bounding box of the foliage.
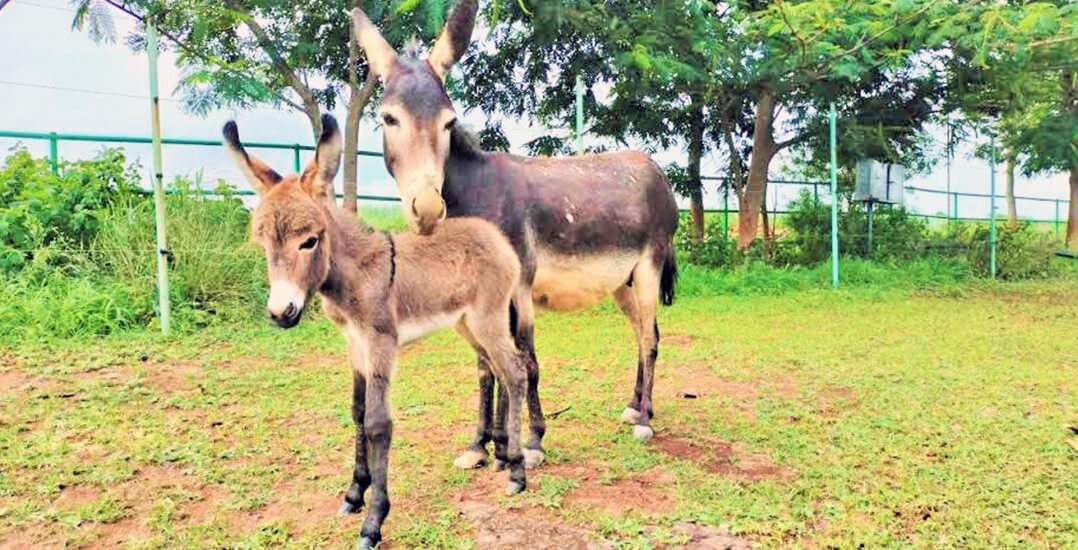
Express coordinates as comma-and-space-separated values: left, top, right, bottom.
0, 148, 140, 271
964, 221, 1060, 280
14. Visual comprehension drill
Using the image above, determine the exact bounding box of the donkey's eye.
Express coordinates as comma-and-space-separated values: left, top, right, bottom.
299, 236, 318, 251
444, 118, 457, 131
382, 113, 398, 127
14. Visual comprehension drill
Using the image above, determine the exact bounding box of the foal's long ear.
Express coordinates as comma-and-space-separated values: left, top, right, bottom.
222, 121, 282, 195
302, 114, 342, 201
351, 7, 397, 81
428, 0, 477, 81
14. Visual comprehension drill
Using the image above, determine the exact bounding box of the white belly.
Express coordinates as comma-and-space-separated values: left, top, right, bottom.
532, 246, 641, 310
397, 310, 463, 345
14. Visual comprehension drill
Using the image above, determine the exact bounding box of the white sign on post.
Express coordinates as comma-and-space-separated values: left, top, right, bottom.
854, 160, 905, 204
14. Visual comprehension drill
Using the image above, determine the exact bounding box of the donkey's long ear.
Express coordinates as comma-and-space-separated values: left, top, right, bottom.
428, 0, 477, 81
351, 7, 397, 81
222, 121, 283, 195
302, 114, 342, 201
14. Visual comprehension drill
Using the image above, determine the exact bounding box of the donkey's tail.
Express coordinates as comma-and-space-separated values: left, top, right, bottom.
660, 246, 678, 307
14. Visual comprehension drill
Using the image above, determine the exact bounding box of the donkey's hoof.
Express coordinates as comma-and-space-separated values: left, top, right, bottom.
493, 458, 508, 471
523, 448, 545, 469
453, 450, 488, 470
632, 425, 654, 443
357, 535, 380, 549
621, 407, 641, 424
505, 481, 526, 496
338, 499, 363, 515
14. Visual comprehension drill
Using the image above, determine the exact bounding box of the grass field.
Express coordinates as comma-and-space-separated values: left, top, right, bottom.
2, 278, 1077, 549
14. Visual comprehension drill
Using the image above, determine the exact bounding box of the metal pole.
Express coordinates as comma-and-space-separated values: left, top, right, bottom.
49, 132, 59, 175
147, 24, 171, 333
946, 123, 952, 225
293, 144, 301, 173
866, 201, 874, 256
989, 134, 997, 279
1056, 200, 1061, 238
722, 184, 729, 240
829, 103, 839, 288
953, 193, 958, 223
575, 74, 584, 154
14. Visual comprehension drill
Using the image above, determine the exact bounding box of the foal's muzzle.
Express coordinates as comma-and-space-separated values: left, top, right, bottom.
269, 302, 302, 329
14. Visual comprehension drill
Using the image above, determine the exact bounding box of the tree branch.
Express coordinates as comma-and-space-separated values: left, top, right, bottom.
225, 0, 321, 135
100, 0, 307, 114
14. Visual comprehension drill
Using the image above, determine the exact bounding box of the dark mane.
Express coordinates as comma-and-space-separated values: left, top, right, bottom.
450, 125, 486, 159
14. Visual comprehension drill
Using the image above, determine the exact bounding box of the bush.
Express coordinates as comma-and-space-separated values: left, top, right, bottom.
781, 190, 927, 265
0, 148, 139, 271
675, 215, 737, 268
966, 222, 1059, 280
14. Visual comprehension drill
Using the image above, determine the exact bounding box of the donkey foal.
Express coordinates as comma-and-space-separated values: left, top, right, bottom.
225, 114, 529, 548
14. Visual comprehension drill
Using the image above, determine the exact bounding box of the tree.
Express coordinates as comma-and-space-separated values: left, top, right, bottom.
71, 0, 450, 212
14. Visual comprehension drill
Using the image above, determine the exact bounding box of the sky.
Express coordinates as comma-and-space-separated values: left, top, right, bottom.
0, 0, 1071, 222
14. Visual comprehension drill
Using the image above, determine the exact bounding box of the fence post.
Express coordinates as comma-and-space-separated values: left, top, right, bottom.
575, 74, 584, 154
293, 144, 301, 173
952, 193, 958, 223
147, 24, 171, 334
49, 132, 59, 175
1056, 200, 1062, 238
722, 184, 729, 240
829, 103, 839, 288
989, 135, 997, 280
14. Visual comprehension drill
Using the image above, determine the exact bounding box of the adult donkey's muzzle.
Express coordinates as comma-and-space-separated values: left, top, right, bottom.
411, 185, 447, 235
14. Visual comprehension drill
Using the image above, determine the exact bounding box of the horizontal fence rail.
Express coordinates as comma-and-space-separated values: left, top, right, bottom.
1, 129, 1069, 235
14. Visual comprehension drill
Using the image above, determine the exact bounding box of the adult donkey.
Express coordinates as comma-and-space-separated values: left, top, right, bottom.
350, 0, 678, 469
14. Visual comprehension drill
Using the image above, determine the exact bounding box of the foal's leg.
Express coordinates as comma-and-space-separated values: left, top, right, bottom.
613, 283, 648, 426
512, 285, 546, 468
464, 316, 528, 494
339, 367, 371, 514
627, 258, 661, 443
453, 353, 494, 469
357, 332, 396, 549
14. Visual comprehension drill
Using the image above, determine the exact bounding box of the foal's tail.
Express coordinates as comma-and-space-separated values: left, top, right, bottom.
660, 245, 677, 307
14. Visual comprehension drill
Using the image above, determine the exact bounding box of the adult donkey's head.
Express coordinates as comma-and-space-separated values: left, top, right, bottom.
351, 0, 477, 234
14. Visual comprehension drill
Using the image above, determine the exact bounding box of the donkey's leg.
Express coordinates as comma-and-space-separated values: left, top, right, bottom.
453, 325, 493, 469
339, 368, 371, 514
613, 283, 646, 425
512, 286, 546, 469
628, 259, 661, 443
357, 332, 395, 549
468, 316, 528, 495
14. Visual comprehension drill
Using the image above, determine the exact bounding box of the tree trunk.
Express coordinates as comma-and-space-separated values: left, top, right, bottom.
1005, 149, 1017, 227
1064, 69, 1078, 250
738, 88, 776, 250
720, 108, 744, 241
687, 99, 706, 241
760, 199, 771, 259
343, 74, 378, 213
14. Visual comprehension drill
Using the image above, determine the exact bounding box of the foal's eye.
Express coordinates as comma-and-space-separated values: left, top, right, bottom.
444, 118, 457, 131
382, 113, 398, 127
299, 236, 318, 251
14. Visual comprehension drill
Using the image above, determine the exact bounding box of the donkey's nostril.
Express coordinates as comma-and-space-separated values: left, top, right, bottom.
283, 303, 297, 319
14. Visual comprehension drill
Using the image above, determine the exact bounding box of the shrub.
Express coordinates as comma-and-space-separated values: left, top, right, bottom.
0, 148, 140, 271
966, 222, 1059, 280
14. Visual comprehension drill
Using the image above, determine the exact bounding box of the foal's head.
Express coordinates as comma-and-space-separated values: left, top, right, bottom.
351, 0, 477, 235
223, 114, 342, 328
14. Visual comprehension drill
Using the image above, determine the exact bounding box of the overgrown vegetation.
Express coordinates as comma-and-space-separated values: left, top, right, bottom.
0, 149, 1073, 343
675, 189, 1071, 283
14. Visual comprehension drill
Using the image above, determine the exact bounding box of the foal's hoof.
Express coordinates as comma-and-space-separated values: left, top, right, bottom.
523, 448, 545, 469
632, 425, 654, 443
621, 407, 641, 424
505, 481, 526, 496
493, 458, 508, 471
338, 499, 363, 515
453, 449, 488, 470
357, 535, 380, 549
